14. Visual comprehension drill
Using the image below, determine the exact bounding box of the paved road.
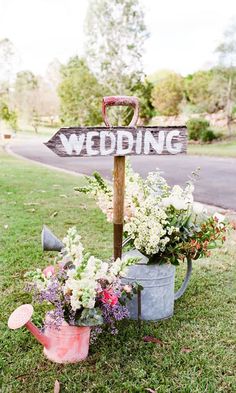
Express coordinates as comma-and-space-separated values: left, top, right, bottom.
8, 137, 236, 210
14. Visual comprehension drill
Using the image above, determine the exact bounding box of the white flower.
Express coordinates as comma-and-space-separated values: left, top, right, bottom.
170, 196, 189, 210
193, 202, 205, 215
172, 185, 183, 195
62, 227, 84, 266
213, 212, 225, 225
70, 294, 82, 311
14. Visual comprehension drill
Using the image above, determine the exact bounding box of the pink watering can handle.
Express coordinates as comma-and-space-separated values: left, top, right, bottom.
102, 96, 139, 127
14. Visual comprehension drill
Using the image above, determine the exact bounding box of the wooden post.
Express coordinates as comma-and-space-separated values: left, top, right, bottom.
113, 156, 125, 260
102, 96, 139, 261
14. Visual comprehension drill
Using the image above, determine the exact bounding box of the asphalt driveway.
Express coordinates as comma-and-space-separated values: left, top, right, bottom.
7, 136, 236, 210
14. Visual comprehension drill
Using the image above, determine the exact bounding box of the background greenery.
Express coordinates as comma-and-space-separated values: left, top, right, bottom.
1, 148, 235, 393
1, 0, 236, 141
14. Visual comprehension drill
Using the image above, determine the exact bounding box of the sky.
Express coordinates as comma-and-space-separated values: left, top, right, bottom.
0, 0, 236, 78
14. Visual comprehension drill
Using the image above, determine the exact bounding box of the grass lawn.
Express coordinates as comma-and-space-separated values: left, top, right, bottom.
188, 141, 236, 158
0, 148, 236, 393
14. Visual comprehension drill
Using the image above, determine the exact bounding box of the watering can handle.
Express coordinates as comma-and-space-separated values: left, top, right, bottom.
102, 96, 139, 127
122, 237, 192, 300
174, 258, 192, 300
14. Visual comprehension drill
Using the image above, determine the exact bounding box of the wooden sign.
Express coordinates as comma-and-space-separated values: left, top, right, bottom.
45, 126, 187, 157
45, 95, 188, 261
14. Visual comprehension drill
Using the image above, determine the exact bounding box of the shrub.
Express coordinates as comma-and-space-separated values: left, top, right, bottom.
214, 131, 224, 140
0, 102, 18, 130
201, 129, 217, 143
186, 118, 210, 140
151, 72, 184, 116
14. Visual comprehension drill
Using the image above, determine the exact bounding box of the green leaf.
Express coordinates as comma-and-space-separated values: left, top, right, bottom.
76, 308, 104, 327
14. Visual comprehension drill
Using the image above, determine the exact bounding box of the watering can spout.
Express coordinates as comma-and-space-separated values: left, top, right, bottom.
41, 225, 64, 252
8, 304, 51, 349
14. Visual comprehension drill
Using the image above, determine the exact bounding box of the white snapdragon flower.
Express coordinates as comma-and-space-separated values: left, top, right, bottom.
70, 295, 82, 311
65, 272, 98, 311
83, 256, 96, 276
170, 196, 189, 210
161, 182, 194, 211
95, 261, 109, 280
62, 227, 84, 266
109, 258, 123, 279
193, 202, 205, 215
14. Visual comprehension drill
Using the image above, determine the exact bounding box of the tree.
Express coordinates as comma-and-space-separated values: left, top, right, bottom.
215, 19, 236, 135
184, 70, 218, 113
58, 57, 104, 126
131, 78, 155, 124
85, 0, 148, 97
0, 38, 19, 117
0, 38, 18, 92
46, 58, 61, 89
14, 70, 60, 131
14, 70, 38, 129
151, 72, 184, 116
0, 102, 18, 130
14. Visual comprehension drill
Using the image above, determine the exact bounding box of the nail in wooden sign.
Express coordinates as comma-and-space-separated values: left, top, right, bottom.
45, 126, 187, 157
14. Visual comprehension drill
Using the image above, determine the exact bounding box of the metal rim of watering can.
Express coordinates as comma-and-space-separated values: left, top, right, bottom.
102, 96, 139, 127
122, 237, 192, 300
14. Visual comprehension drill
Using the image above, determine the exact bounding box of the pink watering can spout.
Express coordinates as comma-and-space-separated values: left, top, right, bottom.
8, 304, 50, 349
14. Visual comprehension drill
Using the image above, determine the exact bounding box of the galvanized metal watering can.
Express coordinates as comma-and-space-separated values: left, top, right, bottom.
8, 304, 90, 363
122, 238, 192, 321
42, 226, 192, 321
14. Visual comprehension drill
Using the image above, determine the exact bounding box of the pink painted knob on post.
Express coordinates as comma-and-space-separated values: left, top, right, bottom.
102, 95, 139, 127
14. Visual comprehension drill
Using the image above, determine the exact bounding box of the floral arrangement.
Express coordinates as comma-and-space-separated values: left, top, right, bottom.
25, 227, 137, 335
76, 162, 227, 265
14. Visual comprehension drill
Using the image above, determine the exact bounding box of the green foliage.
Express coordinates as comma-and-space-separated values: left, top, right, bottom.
76, 308, 103, 327
148, 69, 175, 85
185, 70, 216, 113
186, 118, 219, 143
131, 78, 155, 123
185, 68, 236, 114
58, 57, 104, 126
0, 102, 11, 121
151, 72, 184, 116
15, 70, 38, 93
186, 118, 210, 141
0, 101, 18, 129
200, 129, 217, 143
85, 0, 148, 95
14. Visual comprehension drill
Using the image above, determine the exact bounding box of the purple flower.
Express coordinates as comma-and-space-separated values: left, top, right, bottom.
44, 306, 64, 330
100, 302, 130, 334
90, 326, 103, 343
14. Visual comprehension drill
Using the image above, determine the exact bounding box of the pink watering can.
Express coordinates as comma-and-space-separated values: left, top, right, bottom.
8, 304, 90, 363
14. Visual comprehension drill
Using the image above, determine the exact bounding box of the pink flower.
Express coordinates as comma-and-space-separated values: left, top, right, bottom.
101, 289, 118, 307
43, 265, 55, 278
